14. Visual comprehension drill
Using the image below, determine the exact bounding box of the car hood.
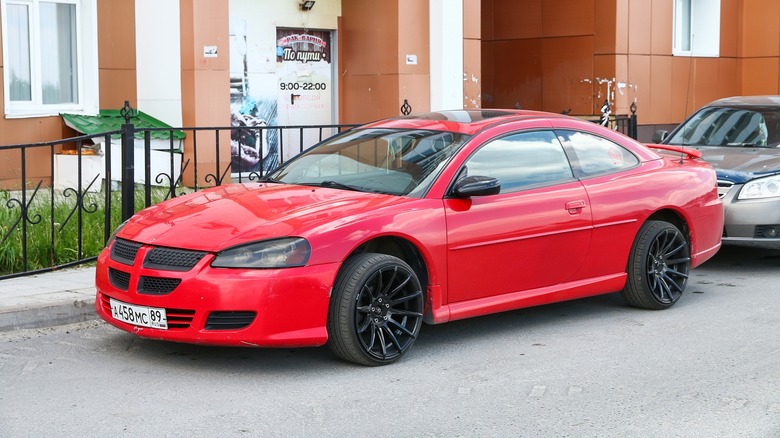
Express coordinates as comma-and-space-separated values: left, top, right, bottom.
694, 146, 780, 183
119, 183, 412, 251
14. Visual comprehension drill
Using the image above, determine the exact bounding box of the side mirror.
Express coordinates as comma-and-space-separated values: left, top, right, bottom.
652, 130, 669, 143
453, 175, 501, 197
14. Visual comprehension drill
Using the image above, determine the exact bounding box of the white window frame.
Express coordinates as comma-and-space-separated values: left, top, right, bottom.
1, 0, 98, 118
673, 0, 721, 57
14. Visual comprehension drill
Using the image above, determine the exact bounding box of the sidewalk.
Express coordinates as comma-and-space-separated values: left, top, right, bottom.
0, 266, 97, 332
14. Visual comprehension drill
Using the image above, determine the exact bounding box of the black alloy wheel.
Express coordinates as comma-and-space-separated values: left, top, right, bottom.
327, 253, 424, 366
622, 220, 691, 310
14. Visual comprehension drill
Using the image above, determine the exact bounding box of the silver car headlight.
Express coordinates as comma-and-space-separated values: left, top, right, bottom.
738, 174, 780, 200
211, 237, 311, 268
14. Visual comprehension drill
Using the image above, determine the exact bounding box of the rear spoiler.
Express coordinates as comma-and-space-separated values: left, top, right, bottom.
646, 144, 702, 159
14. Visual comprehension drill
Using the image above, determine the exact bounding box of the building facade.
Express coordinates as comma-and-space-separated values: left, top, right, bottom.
2, 0, 780, 188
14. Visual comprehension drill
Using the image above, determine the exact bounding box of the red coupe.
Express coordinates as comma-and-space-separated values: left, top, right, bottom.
95, 110, 723, 366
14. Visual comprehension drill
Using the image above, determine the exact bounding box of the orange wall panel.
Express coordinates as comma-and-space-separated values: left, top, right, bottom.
650, 0, 672, 56
718, 57, 740, 98
649, 55, 673, 124
481, 0, 494, 41
464, 0, 481, 40
542, 36, 595, 115
671, 57, 695, 120
627, 0, 651, 55
741, 57, 780, 95
692, 58, 720, 108
487, 39, 542, 110
542, 0, 594, 38
341, 74, 401, 124
398, 0, 429, 75
341, 0, 399, 76
740, 0, 780, 58
592, 55, 619, 116
720, 0, 740, 58
464, 39, 482, 109
492, 0, 541, 40
97, 0, 136, 70
99, 69, 137, 111
400, 74, 432, 113
179, 0, 230, 187
615, 0, 629, 54
594, 0, 617, 54
480, 41, 496, 106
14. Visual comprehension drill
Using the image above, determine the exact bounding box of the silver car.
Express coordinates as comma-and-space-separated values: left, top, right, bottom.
656, 96, 780, 249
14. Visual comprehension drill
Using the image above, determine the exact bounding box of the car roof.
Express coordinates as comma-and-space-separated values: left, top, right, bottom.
706, 95, 780, 108
359, 109, 568, 135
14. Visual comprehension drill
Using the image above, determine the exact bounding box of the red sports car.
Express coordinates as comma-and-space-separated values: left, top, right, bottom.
95, 110, 723, 366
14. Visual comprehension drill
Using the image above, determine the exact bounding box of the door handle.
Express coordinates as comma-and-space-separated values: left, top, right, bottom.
565, 200, 586, 214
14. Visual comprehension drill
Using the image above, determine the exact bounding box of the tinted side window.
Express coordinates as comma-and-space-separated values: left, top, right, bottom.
556, 130, 639, 177
464, 131, 574, 193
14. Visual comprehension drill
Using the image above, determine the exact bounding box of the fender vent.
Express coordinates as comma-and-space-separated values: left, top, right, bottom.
205, 311, 257, 330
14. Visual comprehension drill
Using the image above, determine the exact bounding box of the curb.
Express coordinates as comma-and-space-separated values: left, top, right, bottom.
0, 298, 98, 332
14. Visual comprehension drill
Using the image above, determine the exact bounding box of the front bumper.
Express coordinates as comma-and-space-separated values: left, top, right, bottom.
95, 243, 339, 348
720, 183, 780, 249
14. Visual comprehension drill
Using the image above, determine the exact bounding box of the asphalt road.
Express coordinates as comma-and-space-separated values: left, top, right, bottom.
1, 246, 778, 437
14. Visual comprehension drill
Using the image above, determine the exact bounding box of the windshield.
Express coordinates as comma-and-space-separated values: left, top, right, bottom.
666, 106, 780, 147
267, 128, 470, 196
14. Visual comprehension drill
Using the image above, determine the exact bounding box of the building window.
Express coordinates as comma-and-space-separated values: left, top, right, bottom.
1, 0, 98, 117
673, 0, 720, 57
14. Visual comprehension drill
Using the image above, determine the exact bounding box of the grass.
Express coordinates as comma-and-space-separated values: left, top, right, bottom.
0, 187, 173, 277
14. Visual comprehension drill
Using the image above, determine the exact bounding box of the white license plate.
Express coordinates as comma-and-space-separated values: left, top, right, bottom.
110, 298, 168, 329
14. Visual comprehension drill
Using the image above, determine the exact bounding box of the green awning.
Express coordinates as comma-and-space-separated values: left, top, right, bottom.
61, 110, 186, 141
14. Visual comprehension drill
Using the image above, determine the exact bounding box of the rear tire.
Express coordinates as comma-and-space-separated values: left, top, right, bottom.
327, 253, 424, 366
621, 220, 691, 310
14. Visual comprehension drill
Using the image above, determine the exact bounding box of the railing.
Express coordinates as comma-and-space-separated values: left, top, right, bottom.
0, 120, 358, 280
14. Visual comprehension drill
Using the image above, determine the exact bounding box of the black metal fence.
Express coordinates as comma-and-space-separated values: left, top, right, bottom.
0, 115, 357, 280
1, 105, 639, 280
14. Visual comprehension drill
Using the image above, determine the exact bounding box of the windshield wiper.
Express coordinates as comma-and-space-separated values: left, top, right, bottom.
257, 176, 284, 183
298, 180, 393, 194
320, 180, 365, 192
725, 143, 768, 148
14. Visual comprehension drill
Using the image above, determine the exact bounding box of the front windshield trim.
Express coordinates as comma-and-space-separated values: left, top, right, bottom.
267, 128, 472, 197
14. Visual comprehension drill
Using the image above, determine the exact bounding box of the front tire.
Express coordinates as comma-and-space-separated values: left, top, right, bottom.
327, 253, 424, 366
622, 220, 691, 310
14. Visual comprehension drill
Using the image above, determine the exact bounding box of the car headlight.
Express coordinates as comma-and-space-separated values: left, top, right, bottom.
211, 237, 311, 268
738, 174, 780, 200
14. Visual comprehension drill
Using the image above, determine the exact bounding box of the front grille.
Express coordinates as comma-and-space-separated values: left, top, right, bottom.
717, 180, 734, 198
205, 311, 257, 330
138, 276, 182, 295
111, 239, 142, 265
98, 293, 196, 329
144, 247, 207, 271
109, 268, 131, 290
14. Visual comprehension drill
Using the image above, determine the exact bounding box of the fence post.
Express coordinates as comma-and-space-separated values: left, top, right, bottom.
120, 101, 136, 221
629, 101, 638, 140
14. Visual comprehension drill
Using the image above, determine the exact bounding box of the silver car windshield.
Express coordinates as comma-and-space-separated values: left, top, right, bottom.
268, 128, 470, 196
667, 106, 780, 148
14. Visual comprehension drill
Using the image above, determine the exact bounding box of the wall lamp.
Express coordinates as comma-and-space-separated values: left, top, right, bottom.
300, 1, 315, 11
